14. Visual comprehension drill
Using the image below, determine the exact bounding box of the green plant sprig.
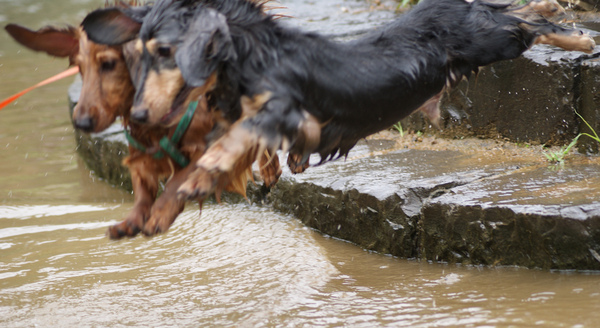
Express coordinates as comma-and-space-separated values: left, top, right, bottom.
544, 110, 600, 164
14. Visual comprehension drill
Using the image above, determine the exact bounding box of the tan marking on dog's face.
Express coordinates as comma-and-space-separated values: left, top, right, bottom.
132, 37, 201, 126
139, 68, 185, 124
240, 91, 272, 119
145, 39, 158, 54
135, 39, 144, 54
73, 29, 134, 132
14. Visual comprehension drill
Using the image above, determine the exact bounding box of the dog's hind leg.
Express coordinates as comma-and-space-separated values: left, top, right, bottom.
531, 25, 596, 53
107, 152, 160, 239
415, 91, 444, 129
506, 1, 595, 53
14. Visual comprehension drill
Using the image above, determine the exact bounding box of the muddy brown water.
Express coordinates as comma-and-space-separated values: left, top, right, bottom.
1, 0, 600, 327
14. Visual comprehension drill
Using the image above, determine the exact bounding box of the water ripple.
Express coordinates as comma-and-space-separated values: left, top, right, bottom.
0, 205, 113, 220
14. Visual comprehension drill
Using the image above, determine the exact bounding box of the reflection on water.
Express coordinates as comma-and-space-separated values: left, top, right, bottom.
0, 206, 338, 327
2, 204, 600, 327
1, 0, 600, 327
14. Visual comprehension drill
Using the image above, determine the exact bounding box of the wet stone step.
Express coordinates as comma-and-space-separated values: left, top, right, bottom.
71, 105, 600, 270
267, 142, 600, 271
401, 45, 600, 154
421, 163, 600, 270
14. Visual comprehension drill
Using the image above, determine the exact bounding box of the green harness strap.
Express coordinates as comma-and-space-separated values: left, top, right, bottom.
123, 100, 198, 167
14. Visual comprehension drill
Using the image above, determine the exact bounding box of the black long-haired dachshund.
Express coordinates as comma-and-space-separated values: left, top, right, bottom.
83, 0, 594, 218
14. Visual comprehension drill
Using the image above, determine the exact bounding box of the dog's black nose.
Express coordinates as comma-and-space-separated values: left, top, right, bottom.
74, 116, 95, 133
130, 110, 149, 124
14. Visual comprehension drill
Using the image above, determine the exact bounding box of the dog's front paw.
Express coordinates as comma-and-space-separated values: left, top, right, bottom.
141, 217, 169, 237
260, 152, 282, 187
141, 205, 184, 237
107, 219, 142, 239
287, 153, 309, 174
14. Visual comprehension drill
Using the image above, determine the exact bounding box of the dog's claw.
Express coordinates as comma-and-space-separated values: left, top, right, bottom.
141, 226, 158, 237
141, 217, 171, 237
107, 221, 142, 239
141, 221, 159, 237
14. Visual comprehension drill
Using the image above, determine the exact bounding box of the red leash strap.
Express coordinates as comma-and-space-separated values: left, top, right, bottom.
0, 66, 80, 111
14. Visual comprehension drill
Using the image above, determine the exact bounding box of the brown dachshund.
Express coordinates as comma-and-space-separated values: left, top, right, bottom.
5, 0, 281, 238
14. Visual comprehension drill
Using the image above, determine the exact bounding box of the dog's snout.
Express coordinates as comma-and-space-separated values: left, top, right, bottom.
73, 116, 95, 133
131, 109, 149, 124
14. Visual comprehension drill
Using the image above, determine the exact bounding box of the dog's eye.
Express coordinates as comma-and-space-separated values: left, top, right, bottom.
101, 60, 116, 71
157, 46, 171, 58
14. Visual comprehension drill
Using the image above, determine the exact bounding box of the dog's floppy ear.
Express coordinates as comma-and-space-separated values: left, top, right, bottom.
82, 8, 142, 45
176, 8, 237, 87
5, 24, 79, 65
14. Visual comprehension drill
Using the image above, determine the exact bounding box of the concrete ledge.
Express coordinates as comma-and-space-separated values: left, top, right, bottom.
74, 127, 133, 191
72, 122, 600, 270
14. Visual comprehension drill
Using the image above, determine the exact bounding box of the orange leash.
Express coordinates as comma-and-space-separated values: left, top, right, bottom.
0, 66, 80, 111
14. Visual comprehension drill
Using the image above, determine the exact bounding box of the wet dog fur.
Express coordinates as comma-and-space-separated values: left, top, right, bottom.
105, 0, 591, 201
83, 0, 595, 202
